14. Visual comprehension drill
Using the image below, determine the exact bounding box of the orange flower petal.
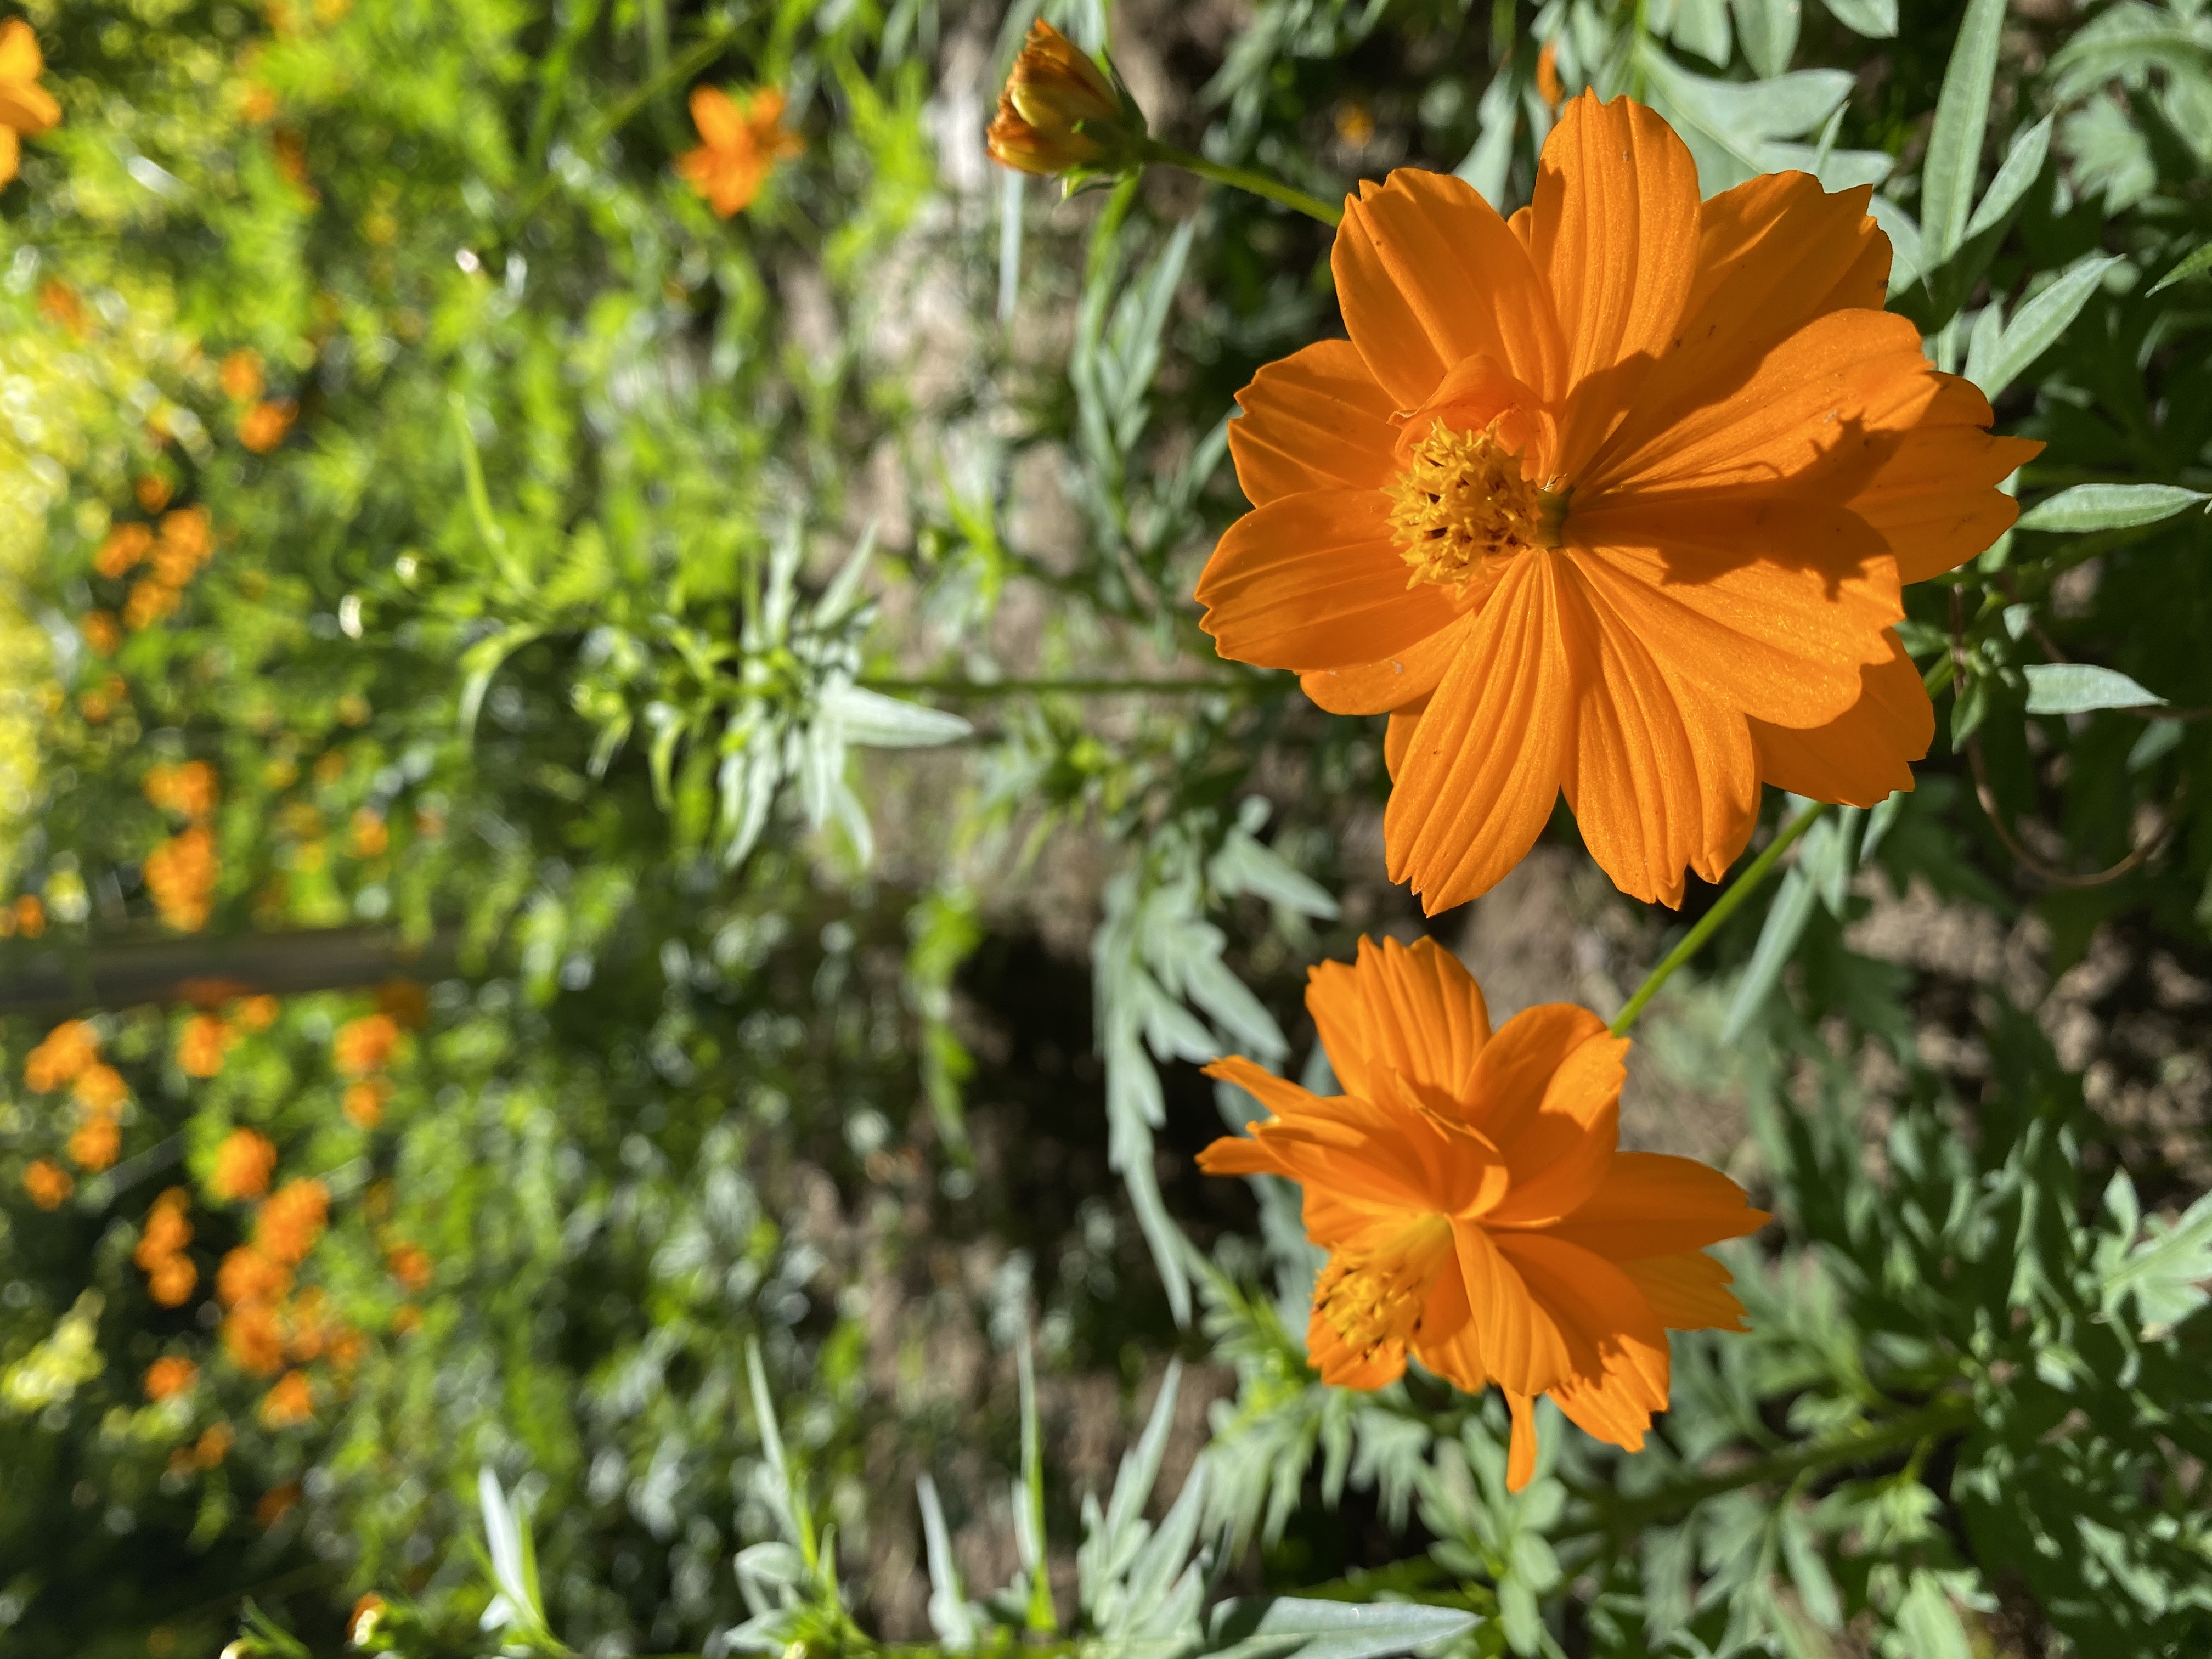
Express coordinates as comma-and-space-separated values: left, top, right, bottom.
1197, 490, 1459, 672
1307, 1301, 1408, 1388
1383, 701, 1424, 780
1505, 1390, 1540, 1491
689, 86, 743, 148
1847, 375, 2041, 584
1532, 94, 1702, 477
1499, 1232, 1671, 1449
1464, 1002, 1611, 1155
1548, 1150, 1768, 1259
1229, 340, 1401, 506
1567, 516, 1896, 729
1483, 1025, 1628, 1227
1750, 629, 1932, 806
0, 20, 44, 84
1620, 1250, 1749, 1331
1452, 1220, 1573, 1399
1559, 565, 1762, 905
1306, 936, 1491, 1103
1385, 552, 1579, 912
1333, 170, 1563, 410
1299, 615, 1468, 716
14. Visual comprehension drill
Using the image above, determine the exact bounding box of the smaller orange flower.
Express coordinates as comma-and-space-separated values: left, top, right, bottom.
72, 1062, 129, 1115
348, 808, 389, 859
219, 348, 266, 402
237, 994, 281, 1031
255, 1178, 329, 1264
333, 1013, 400, 1076
67, 1114, 121, 1172
677, 85, 803, 217
257, 1480, 303, 1526
386, 1240, 432, 1293
136, 474, 175, 514
82, 611, 121, 655
22, 1158, 72, 1209
218, 1244, 292, 1307
25, 1019, 98, 1092
1198, 937, 1765, 1490
136, 1188, 194, 1266
144, 759, 218, 819
391, 1304, 421, 1337
145, 825, 219, 930
211, 1127, 278, 1201
95, 522, 154, 579
145, 1355, 200, 1401
223, 1300, 287, 1375
194, 1421, 235, 1466
259, 1370, 313, 1428
326, 1325, 366, 1372
14, 895, 43, 938
348, 1593, 387, 1646
178, 1014, 236, 1079
342, 1079, 388, 1128
238, 399, 298, 453
986, 20, 1144, 180
37, 278, 86, 334
0, 20, 61, 188
240, 81, 279, 124
148, 1255, 199, 1306
1535, 41, 1565, 111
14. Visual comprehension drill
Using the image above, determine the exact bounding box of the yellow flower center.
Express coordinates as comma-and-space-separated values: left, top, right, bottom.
1313, 1213, 1454, 1359
1384, 419, 1562, 595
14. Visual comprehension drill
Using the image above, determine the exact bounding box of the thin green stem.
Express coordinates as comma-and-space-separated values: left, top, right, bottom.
1608, 798, 1832, 1036
858, 676, 1251, 698
1142, 142, 1341, 225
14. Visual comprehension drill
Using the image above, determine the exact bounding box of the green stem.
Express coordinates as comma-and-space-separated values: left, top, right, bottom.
1571, 1393, 1974, 1541
858, 676, 1250, 698
1607, 798, 1832, 1036
1142, 142, 1341, 225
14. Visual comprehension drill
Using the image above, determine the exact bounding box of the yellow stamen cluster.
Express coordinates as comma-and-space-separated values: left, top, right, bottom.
1385, 421, 1559, 595
1313, 1213, 1453, 1358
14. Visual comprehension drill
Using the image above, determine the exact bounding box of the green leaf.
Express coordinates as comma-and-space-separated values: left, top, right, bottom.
1893, 1573, 1974, 1659
2151, 240, 2212, 294
1976, 253, 2123, 400
1207, 1598, 1481, 1659
1964, 115, 2053, 241
1818, 0, 1895, 37
1723, 865, 1819, 1042
2104, 1189, 2212, 1331
2022, 662, 2165, 714
456, 623, 545, 736
1921, 0, 2007, 268
2016, 482, 2210, 532
1731, 0, 1801, 78
817, 683, 973, 748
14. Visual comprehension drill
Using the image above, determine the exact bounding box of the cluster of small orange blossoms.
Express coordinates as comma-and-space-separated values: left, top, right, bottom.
22, 1019, 133, 1173
211, 1127, 278, 1201
334, 997, 414, 1127
22, 1157, 71, 1209
212, 1141, 358, 1427
0, 893, 44, 939
177, 1012, 237, 1078
217, 348, 298, 454
93, 505, 216, 636
143, 761, 222, 932
133, 1188, 200, 1307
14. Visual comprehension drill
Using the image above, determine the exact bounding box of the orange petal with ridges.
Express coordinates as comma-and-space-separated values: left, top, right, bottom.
1385, 552, 1580, 913
1750, 629, 1932, 805
1560, 566, 1761, 904
1465, 1003, 1610, 1149
1621, 1250, 1749, 1331
1502, 1233, 1671, 1450
1453, 1221, 1573, 1400
1548, 1150, 1768, 1260
1307, 936, 1491, 1103
1505, 1391, 1540, 1491
1533, 94, 1703, 477
1334, 170, 1564, 409
1230, 340, 1401, 507
1197, 490, 1457, 672
1299, 613, 1469, 716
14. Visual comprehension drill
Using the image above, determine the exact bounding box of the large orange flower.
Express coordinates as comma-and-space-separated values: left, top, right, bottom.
1198, 936, 1765, 1490
1195, 93, 2039, 910
0, 20, 60, 188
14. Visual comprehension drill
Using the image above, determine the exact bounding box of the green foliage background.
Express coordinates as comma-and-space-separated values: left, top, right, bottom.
3, 0, 2212, 1655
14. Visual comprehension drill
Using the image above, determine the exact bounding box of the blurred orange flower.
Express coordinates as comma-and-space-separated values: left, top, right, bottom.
82, 611, 122, 655
386, 1240, 432, 1292
125, 577, 181, 631
1195, 93, 2039, 910
348, 808, 389, 858
178, 1013, 236, 1079
135, 1188, 194, 1266
1535, 40, 1565, 110
22, 1158, 72, 1209
237, 994, 281, 1031
211, 1127, 278, 1200
258, 1370, 313, 1428
145, 825, 219, 930
148, 1255, 199, 1306
985, 20, 1138, 179
238, 399, 297, 453
145, 759, 220, 818
95, 522, 154, 579
13, 895, 43, 938
333, 1013, 399, 1076
194, 1421, 235, 1467
676, 85, 803, 217
1197, 936, 1767, 1491
218, 1245, 292, 1309
144, 1356, 200, 1401
37, 278, 86, 334
67, 1114, 121, 1172
342, 1078, 387, 1128
136, 474, 174, 514
219, 348, 266, 402
73, 1062, 128, 1114
255, 1178, 329, 1263
25, 1020, 99, 1092
0, 19, 61, 188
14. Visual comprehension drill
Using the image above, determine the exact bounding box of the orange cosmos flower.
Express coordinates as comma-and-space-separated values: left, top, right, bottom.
256, 1177, 329, 1263
23, 1158, 72, 1209
177, 1013, 236, 1078
985, 20, 1144, 180
0, 20, 60, 189
68, 1111, 121, 1172
1197, 936, 1766, 1491
218, 1244, 292, 1308
96, 522, 155, 579
332, 1012, 399, 1076
238, 398, 298, 453
1195, 93, 2040, 910
676, 86, 803, 218
144, 1355, 200, 1401
259, 1369, 313, 1428
25, 1019, 99, 1092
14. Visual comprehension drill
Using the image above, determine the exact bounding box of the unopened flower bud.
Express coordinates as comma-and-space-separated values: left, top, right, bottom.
986, 20, 1147, 183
